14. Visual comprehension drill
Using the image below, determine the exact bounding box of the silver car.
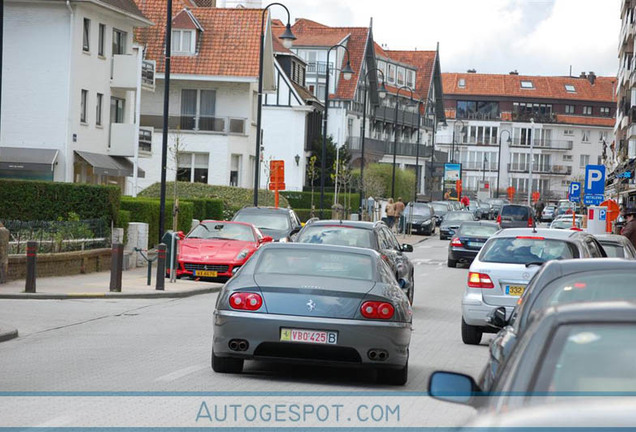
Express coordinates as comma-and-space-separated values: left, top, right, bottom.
212, 243, 412, 385
461, 228, 607, 344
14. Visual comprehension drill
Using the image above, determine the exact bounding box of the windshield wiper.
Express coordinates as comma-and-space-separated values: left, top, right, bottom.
525, 261, 544, 268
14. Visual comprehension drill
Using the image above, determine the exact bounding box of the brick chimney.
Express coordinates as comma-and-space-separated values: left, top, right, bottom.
467, 69, 477, 73
509, 70, 519, 75
588, 71, 596, 85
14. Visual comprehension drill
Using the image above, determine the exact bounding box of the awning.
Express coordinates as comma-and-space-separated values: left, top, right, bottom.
0, 146, 58, 172
75, 151, 145, 178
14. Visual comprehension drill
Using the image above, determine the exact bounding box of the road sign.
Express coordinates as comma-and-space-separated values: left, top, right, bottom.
270, 160, 285, 185
568, 182, 581, 202
599, 208, 607, 221
585, 164, 606, 195
532, 191, 540, 203
584, 194, 604, 206
507, 186, 515, 201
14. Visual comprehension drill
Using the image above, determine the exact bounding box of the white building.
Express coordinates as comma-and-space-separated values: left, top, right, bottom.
0, 0, 152, 193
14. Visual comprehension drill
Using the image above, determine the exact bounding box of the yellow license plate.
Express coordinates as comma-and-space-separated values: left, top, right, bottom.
195, 270, 218, 277
280, 328, 338, 345
506, 285, 525, 296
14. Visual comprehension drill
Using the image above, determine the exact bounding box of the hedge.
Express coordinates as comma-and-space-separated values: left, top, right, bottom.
0, 179, 120, 222
120, 197, 194, 247
116, 210, 131, 229
186, 198, 224, 221
281, 191, 360, 210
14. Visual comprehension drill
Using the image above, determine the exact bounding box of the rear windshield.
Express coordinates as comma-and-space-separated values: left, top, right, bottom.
480, 237, 579, 264
445, 212, 474, 222
459, 224, 499, 237
598, 242, 625, 258
296, 225, 374, 249
256, 248, 374, 280
539, 271, 636, 308
501, 206, 530, 220
551, 219, 582, 229
188, 222, 254, 242
431, 203, 448, 212
234, 212, 290, 231
405, 205, 432, 218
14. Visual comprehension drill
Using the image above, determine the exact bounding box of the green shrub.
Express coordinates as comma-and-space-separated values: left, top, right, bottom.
116, 210, 131, 229
351, 164, 415, 202
281, 191, 360, 210
186, 198, 224, 221
0, 179, 120, 222
138, 182, 288, 212
120, 197, 194, 247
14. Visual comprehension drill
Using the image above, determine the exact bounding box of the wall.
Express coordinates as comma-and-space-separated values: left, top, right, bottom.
1, 2, 71, 182
7, 249, 112, 282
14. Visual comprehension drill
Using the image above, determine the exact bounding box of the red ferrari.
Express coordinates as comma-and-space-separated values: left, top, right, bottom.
176, 221, 273, 280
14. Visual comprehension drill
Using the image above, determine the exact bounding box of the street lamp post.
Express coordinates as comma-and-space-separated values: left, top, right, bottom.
497, 129, 512, 198
359, 69, 387, 217
527, 118, 535, 206
482, 154, 488, 182
391, 86, 414, 199
413, 99, 424, 204
319, 44, 354, 218
253, 3, 296, 207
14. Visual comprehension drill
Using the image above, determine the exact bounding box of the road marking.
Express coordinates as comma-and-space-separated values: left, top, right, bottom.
155, 365, 207, 382
35, 415, 74, 427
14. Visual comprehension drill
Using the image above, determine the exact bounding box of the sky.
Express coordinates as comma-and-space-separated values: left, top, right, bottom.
270, 0, 622, 77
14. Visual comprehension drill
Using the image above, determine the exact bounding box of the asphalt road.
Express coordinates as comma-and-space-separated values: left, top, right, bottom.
0, 232, 491, 426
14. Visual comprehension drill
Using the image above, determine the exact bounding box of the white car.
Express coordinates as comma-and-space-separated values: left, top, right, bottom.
549, 215, 583, 229
461, 228, 607, 345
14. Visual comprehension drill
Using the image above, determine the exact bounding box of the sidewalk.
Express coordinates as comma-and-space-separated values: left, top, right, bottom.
0, 267, 224, 300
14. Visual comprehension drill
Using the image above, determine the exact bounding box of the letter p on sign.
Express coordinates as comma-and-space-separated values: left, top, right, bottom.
584, 165, 606, 196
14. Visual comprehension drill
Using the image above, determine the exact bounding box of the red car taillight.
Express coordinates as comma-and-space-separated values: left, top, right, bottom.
468, 272, 495, 289
527, 216, 534, 227
450, 237, 463, 247
360, 301, 395, 319
229, 292, 263, 311
497, 215, 501, 224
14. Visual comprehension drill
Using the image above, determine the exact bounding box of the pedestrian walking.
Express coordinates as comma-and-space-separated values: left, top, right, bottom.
385, 198, 396, 229
460, 195, 470, 208
395, 197, 406, 233
621, 206, 636, 249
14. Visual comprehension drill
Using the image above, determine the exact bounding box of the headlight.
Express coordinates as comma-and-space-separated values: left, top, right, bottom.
422, 220, 432, 225
235, 249, 250, 260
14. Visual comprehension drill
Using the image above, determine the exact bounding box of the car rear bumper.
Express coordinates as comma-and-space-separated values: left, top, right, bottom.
213, 310, 411, 368
448, 248, 478, 262
462, 291, 515, 327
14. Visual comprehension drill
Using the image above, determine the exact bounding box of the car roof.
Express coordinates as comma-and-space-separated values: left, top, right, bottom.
236, 206, 292, 214
259, 241, 379, 258
459, 221, 499, 227
595, 234, 628, 243
536, 257, 636, 281
490, 228, 583, 240
302, 219, 381, 230
541, 301, 636, 324
502, 204, 532, 209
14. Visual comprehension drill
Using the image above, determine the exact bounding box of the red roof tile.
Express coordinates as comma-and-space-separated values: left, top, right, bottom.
385, 50, 437, 101
556, 114, 615, 127
442, 73, 616, 102
135, 1, 264, 77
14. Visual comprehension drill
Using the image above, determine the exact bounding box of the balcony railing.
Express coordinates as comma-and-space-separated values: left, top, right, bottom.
512, 112, 556, 123
111, 54, 137, 90
510, 138, 573, 150
456, 112, 501, 121
435, 140, 499, 147
348, 136, 432, 159
140, 115, 247, 135
461, 161, 499, 171
139, 128, 152, 154
373, 106, 419, 128
306, 61, 333, 75
507, 163, 572, 175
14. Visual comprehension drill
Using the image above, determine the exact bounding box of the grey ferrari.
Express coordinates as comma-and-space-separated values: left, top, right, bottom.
211, 243, 413, 385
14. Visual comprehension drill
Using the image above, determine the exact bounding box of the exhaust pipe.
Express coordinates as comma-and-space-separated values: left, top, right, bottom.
229, 339, 249, 352
367, 349, 388, 361
238, 340, 248, 351
228, 340, 239, 351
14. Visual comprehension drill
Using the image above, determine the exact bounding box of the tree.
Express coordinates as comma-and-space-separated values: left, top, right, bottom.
353, 163, 414, 201
306, 155, 318, 217
309, 134, 346, 188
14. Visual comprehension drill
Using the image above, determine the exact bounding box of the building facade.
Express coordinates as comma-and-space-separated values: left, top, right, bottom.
437, 72, 616, 202
0, 0, 151, 193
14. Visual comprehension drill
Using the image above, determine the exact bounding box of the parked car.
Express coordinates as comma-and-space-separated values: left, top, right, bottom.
447, 221, 499, 268
554, 199, 578, 217
549, 215, 583, 230
497, 204, 535, 229
461, 228, 607, 344
430, 201, 452, 225
485, 198, 508, 218
467, 202, 483, 219
439, 211, 479, 240
176, 221, 273, 280
403, 202, 436, 235
431, 302, 636, 411
481, 259, 636, 391
540, 205, 556, 222
294, 220, 415, 303
211, 243, 412, 385
478, 200, 494, 220
595, 233, 636, 258
232, 206, 302, 242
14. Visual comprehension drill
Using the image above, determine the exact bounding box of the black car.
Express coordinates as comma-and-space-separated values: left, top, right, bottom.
403, 202, 436, 235
477, 200, 493, 220
294, 220, 415, 304
439, 211, 478, 240
480, 259, 636, 391
497, 204, 535, 229
232, 206, 302, 242
430, 201, 451, 225
429, 302, 636, 411
486, 198, 508, 218
447, 221, 499, 267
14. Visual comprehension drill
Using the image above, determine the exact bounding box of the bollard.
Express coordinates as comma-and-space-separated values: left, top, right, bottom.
109, 243, 124, 292
25, 241, 37, 293
147, 260, 153, 286
156, 243, 166, 291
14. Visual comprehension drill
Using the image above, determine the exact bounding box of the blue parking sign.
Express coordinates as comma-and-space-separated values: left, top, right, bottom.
568, 182, 581, 202
585, 165, 606, 195
599, 209, 607, 221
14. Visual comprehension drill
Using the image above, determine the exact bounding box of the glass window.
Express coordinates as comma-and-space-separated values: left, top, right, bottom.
256, 249, 374, 281
110, 97, 125, 123
171, 29, 195, 54
458, 78, 466, 88
598, 242, 625, 258
457, 224, 498, 237
98, 24, 105, 56
80, 89, 88, 123
234, 212, 290, 231
187, 222, 255, 242
520, 81, 534, 88
112, 29, 127, 55
564, 84, 576, 92
176, 152, 209, 183
397, 67, 405, 86
296, 226, 374, 248
96, 93, 103, 126
565, 105, 575, 114
580, 154, 590, 167
83, 18, 90, 52
387, 64, 396, 84
407, 70, 415, 88
583, 106, 593, 115
444, 212, 475, 222
600, 107, 610, 116
480, 238, 578, 264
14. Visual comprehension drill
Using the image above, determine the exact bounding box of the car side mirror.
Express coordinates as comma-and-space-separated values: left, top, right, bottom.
486, 306, 508, 329
259, 236, 274, 244
290, 226, 301, 235
177, 231, 185, 240
401, 244, 414, 253
428, 371, 481, 406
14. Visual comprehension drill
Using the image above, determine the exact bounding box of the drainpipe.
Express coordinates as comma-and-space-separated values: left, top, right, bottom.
65, 0, 74, 182
132, 45, 143, 197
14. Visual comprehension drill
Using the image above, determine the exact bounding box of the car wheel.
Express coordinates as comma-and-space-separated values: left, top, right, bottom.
447, 257, 457, 268
377, 361, 408, 386
461, 318, 483, 345
211, 350, 244, 374
426, 227, 433, 236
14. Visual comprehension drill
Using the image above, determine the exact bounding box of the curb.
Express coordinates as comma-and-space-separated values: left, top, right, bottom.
0, 286, 222, 300
0, 323, 19, 343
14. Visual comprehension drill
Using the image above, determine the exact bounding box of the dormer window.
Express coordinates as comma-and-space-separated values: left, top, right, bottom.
565, 84, 576, 93
458, 78, 466, 88
407, 70, 415, 88
520, 80, 534, 89
172, 29, 196, 55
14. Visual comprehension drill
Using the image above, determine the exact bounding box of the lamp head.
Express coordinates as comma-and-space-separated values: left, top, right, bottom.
378, 81, 387, 99
342, 61, 354, 81
507, 136, 512, 144
280, 23, 296, 49
294, 154, 300, 166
